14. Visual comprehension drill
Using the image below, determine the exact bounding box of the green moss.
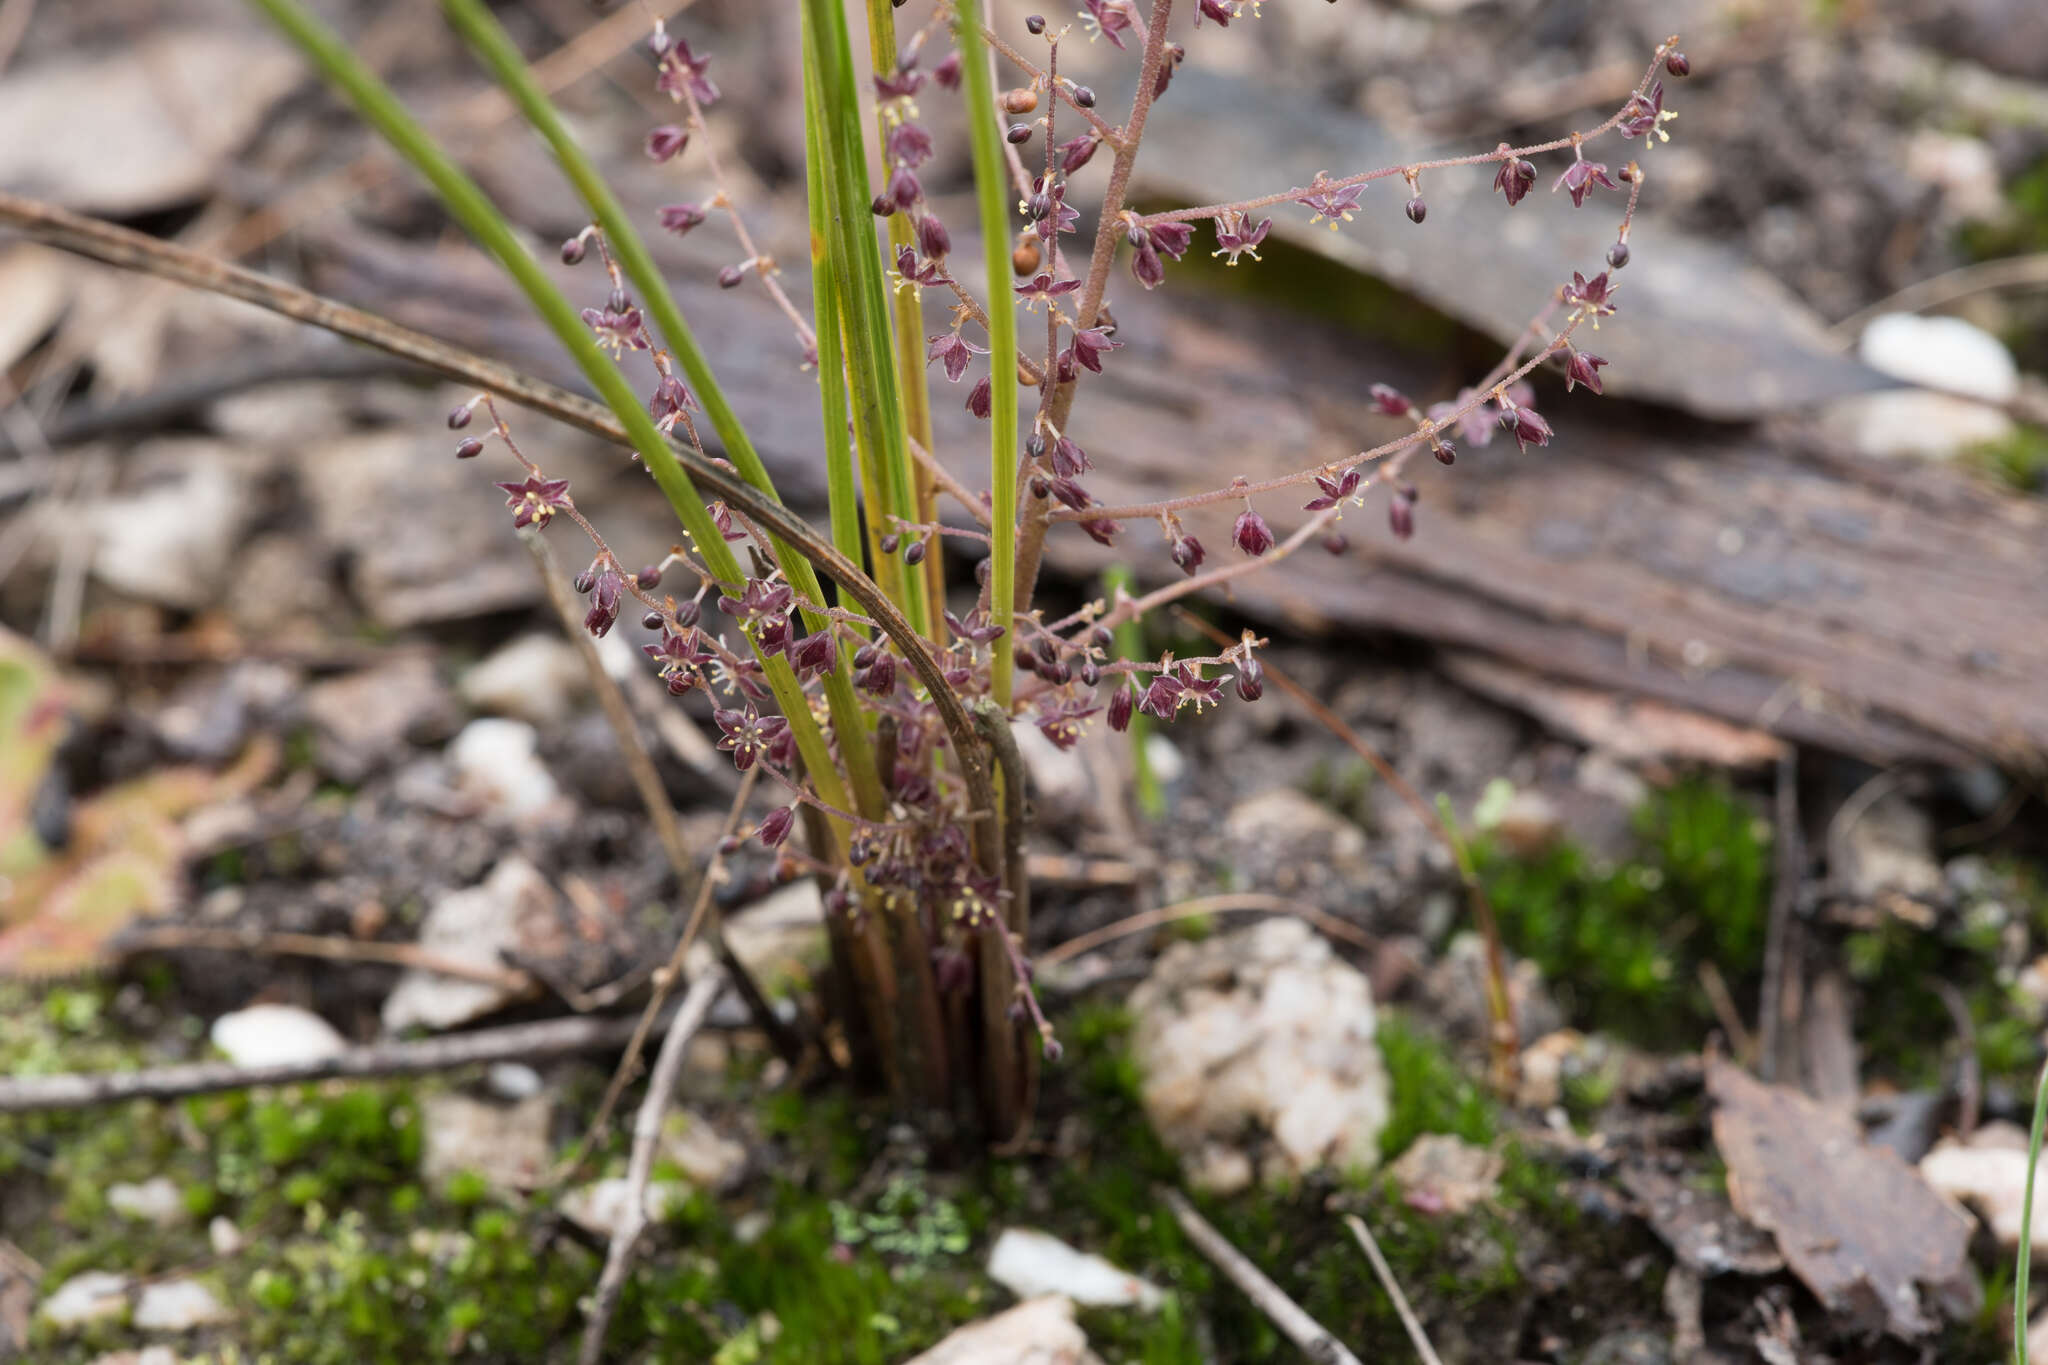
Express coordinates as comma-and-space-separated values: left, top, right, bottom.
1960, 157, 2048, 261
1377, 1011, 1497, 1162
1967, 424, 2048, 493
1478, 777, 1771, 1048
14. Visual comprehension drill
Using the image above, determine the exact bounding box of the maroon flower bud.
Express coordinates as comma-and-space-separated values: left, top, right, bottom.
1079, 518, 1123, 546
1492, 152, 1537, 208
1073, 85, 1096, 108
658, 203, 707, 236
903, 539, 927, 566
641, 610, 664, 630
916, 214, 951, 259
792, 630, 838, 676
447, 405, 474, 430
1232, 509, 1274, 557
1388, 488, 1417, 542
635, 564, 663, 588
871, 194, 895, 218
1606, 240, 1631, 270
1050, 437, 1089, 478
1235, 655, 1264, 703
887, 121, 935, 168
455, 436, 484, 460
933, 52, 961, 90
879, 533, 900, 555
1665, 50, 1690, 76
560, 236, 587, 265
1107, 684, 1134, 732
644, 125, 689, 162
756, 806, 796, 848
718, 265, 744, 289
1059, 135, 1099, 174
966, 376, 993, 419
584, 566, 624, 637
573, 568, 596, 595
1502, 403, 1554, 452
1047, 476, 1091, 511
675, 600, 701, 627
1564, 350, 1609, 395
1006, 123, 1033, 145
1025, 13, 1046, 33
1171, 534, 1206, 576
1432, 437, 1457, 465
1130, 240, 1165, 290
1322, 532, 1348, 555
1069, 327, 1120, 374
1028, 475, 1050, 500
1405, 196, 1427, 224
858, 653, 896, 695
888, 165, 922, 211
853, 643, 879, 670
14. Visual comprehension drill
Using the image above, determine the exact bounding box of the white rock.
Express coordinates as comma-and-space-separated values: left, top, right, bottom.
1859, 312, 2019, 403
132, 1278, 230, 1332
1920, 1131, 2048, 1253
1011, 719, 1093, 813
1142, 734, 1185, 786
39, 1271, 129, 1328
459, 633, 588, 727
107, 1177, 186, 1227
88, 1348, 178, 1365
208, 1216, 244, 1257
558, 1177, 688, 1239
210, 1003, 347, 1068
721, 880, 828, 989
901, 1295, 1094, 1365
381, 857, 558, 1033
659, 1111, 748, 1192
1823, 389, 2014, 461
1902, 132, 2006, 225
420, 1093, 553, 1195
1130, 918, 1389, 1188
987, 1229, 1164, 1311
447, 718, 562, 819
1837, 791, 1943, 904
89, 445, 250, 609
1385, 1135, 1503, 1216
487, 1062, 545, 1101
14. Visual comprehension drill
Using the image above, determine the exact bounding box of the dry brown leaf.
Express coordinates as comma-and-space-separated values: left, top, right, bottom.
1707, 1056, 1980, 1338
0, 245, 74, 375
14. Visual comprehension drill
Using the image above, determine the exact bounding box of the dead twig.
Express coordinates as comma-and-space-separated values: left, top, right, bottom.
577, 964, 727, 1365
1342, 1213, 1444, 1365
1038, 893, 1380, 968
1757, 749, 1800, 1083
0, 1006, 717, 1114
1161, 1188, 1364, 1365
120, 924, 535, 993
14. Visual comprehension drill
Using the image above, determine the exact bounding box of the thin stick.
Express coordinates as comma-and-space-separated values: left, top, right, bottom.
552, 765, 759, 1185
577, 964, 727, 1365
120, 925, 535, 993
1160, 1188, 1364, 1365
0, 1007, 714, 1114
1038, 893, 1378, 968
1756, 749, 1799, 1082
1342, 1213, 1445, 1365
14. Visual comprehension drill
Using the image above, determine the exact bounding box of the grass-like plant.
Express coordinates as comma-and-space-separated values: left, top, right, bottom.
242, 0, 1685, 1141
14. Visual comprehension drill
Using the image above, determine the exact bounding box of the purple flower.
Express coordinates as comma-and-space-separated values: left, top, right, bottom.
926, 330, 987, 383
1619, 81, 1672, 146
1564, 349, 1608, 395
582, 303, 648, 356
1369, 384, 1413, 417
856, 651, 896, 696
1211, 210, 1269, 265
1171, 532, 1206, 576
1554, 158, 1618, 208
1016, 272, 1082, 308
1078, 517, 1123, 546
712, 705, 789, 773
658, 203, 707, 235
1498, 401, 1554, 453
1564, 269, 1619, 322
583, 565, 624, 637
1036, 699, 1100, 751
966, 376, 993, 419
1232, 509, 1274, 557
656, 39, 718, 107
1235, 654, 1264, 703
887, 121, 935, 168
1079, 0, 1133, 49
1130, 240, 1165, 290
755, 806, 796, 848
1068, 327, 1121, 374
494, 475, 572, 529
1139, 673, 1184, 720
1195, 0, 1235, 25
1492, 151, 1536, 207
649, 373, 694, 431
1049, 436, 1090, 478
791, 630, 838, 678
707, 500, 748, 543
888, 165, 922, 212
1059, 135, 1100, 174
1047, 476, 1092, 512
932, 52, 962, 90
1148, 221, 1195, 260
893, 244, 946, 292
916, 214, 951, 260
1299, 181, 1365, 228
1303, 466, 1361, 512
645, 125, 689, 162
1174, 662, 1225, 712
1388, 487, 1417, 541
1107, 684, 1134, 731
643, 629, 713, 696
874, 67, 926, 101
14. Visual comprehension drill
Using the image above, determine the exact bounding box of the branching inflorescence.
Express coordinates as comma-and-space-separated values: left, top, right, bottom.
260, 0, 1686, 1137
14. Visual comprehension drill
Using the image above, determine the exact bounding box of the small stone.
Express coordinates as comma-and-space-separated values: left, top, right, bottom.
720, 880, 828, 991
459, 634, 589, 727
381, 856, 559, 1033
1130, 918, 1389, 1187
420, 1094, 553, 1195
1481, 785, 1563, 858
1836, 791, 1942, 906
1386, 1134, 1503, 1216
1920, 1124, 2048, 1253
303, 655, 462, 784
1142, 734, 1185, 787
39, 1272, 129, 1329
1011, 719, 1092, 816
558, 1177, 688, 1239
88, 443, 251, 609
210, 1003, 347, 1068
486, 1062, 544, 1101
987, 1229, 1164, 1310
88, 1348, 179, 1365
208, 1216, 243, 1257
658, 1111, 747, 1192
447, 717, 563, 819
1516, 1029, 1586, 1109
1823, 389, 2014, 462
107, 1177, 186, 1228
1859, 312, 2018, 403
901, 1295, 1092, 1365
132, 1278, 230, 1332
